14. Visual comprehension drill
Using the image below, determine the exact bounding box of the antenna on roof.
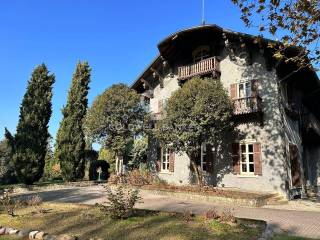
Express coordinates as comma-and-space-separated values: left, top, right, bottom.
201, 0, 206, 25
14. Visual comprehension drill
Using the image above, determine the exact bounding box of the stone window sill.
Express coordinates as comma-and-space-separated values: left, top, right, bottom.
237, 174, 259, 178
159, 171, 173, 175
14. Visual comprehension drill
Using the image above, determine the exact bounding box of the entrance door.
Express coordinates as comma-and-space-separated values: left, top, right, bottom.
289, 144, 301, 187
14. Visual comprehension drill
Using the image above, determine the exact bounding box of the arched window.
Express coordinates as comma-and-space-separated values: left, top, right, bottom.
192, 46, 211, 63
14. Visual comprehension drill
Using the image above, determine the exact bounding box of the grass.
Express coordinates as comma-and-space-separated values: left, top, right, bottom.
0, 203, 263, 240
0, 237, 18, 240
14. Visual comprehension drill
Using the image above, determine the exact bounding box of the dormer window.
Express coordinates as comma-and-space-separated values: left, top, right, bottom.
192, 46, 211, 63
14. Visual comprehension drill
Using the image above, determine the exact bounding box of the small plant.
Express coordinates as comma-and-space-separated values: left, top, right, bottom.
205, 207, 220, 220
182, 209, 194, 222
99, 186, 141, 219
0, 188, 21, 217
27, 194, 44, 214
220, 208, 236, 223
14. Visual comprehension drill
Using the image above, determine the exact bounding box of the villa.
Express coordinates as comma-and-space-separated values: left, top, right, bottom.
131, 24, 320, 199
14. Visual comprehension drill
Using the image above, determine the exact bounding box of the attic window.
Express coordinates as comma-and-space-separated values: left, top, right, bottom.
193, 45, 210, 63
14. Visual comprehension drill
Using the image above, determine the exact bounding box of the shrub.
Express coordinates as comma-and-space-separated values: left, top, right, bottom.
220, 208, 236, 223
0, 188, 22, 217
107, 169, 156, 186
205, 207, 220, 220
182, 209, 194, 222
126, 169, 154, 186
99, 186, 141, 219
27, 194, 44, 214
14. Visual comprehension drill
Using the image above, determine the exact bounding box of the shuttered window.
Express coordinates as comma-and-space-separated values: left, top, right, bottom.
159, 147, 175, 173
161, 148, 170, 172
232, 142, 262, 176
240, 143, 255, 174
200, 143, 214, 173
230, 79, 259, 99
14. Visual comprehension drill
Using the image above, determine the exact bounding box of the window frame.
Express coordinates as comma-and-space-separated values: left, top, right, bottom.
240, 143, 255, 175
237, 81, 252, 99
161, 147, 170, 172
200, 143, 208, 172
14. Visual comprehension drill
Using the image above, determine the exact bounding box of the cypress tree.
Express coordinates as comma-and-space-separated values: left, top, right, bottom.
55, 62, 91, 181
10, 64, 55, 184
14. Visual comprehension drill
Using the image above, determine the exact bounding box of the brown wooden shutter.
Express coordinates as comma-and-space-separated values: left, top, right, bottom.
232, 143, 240, 174
253, 143, 262, 176
158, 100, 163, 113
169, 150, 175, 172
230, 84, 237, 99
289, 144, 301, 187
206, 144, 214, 173
251, 80, 259, 97
156, 146, 161, 172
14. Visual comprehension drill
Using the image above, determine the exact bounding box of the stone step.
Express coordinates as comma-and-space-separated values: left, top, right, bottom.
266, 194, 289, 205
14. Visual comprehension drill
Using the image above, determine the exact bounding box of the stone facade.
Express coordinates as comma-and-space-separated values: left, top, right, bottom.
132, 25, 320, 199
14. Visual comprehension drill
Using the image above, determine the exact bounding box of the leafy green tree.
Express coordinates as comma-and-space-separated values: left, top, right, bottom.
5, 64, 55, 184
84, 84, 145, 174
155, 77, 233, 185
128, 137, 148, 170
98, 147, 116, 174
231, 0, 319, 70
0, 135, 16, 184
55, 62, 91, 181
43, 137, 61, 181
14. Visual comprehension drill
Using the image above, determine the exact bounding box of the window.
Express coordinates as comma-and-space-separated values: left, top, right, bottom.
158, 99, 168, 113
193, 46, 211, 63
238, 81, 251, 98
161, 148, 170, 172
201, 143, 207, 172
240, 143, 254, 174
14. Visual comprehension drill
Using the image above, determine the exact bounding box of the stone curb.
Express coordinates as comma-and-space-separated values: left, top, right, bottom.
0, 226, 77, 240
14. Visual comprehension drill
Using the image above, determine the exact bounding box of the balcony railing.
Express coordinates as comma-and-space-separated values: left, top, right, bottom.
233, 96, 262, 115
178, 57, 220, 80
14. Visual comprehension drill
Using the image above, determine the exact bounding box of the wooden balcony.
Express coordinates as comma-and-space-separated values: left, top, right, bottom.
233, 96, 262, 115
178, 57, 220, 81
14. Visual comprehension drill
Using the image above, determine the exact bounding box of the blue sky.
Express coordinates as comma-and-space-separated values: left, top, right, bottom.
0, 0, 270, 140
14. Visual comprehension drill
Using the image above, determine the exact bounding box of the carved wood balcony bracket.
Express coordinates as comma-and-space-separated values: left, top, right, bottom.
151, 67, 164, 88
223, 33, 236, 61
239, 37, 252, 65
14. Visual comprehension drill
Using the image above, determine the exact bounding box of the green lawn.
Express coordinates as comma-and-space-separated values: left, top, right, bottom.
0, 203, 263, 240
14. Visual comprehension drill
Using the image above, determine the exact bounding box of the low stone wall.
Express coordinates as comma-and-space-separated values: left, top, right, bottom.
0, 226, 77, 240
9, 181, 100, 194
106, 184, 273, 207
133, 187, 272, 207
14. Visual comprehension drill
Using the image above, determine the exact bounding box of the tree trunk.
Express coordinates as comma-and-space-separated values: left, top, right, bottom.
188, 151, 203, 187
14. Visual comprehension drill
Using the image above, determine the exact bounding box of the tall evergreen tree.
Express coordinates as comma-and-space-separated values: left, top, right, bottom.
7, 64, 55, 184
55, 62, 91, 181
